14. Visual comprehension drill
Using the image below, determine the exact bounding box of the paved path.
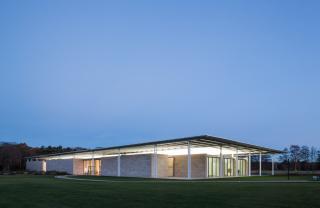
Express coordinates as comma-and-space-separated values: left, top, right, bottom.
55, 175, 320, 183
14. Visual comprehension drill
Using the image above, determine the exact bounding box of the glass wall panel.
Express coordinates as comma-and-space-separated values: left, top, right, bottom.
224, 158, 234, 176
238, 159, 247, 176
207, 157, 220, 177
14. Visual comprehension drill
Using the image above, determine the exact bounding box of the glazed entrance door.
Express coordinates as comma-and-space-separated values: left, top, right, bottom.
83, 159, 101, 175
238, 159, 247, 176
224, 158, 234, 176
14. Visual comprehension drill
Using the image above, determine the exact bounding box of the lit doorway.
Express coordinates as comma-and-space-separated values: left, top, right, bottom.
224, 158, 234, 176
83, 159, 101, 175
168, 157, 174, 177
238, 159, 247, 176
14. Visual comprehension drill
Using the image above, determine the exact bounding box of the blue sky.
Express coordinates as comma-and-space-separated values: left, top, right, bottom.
0, 0, 319, 149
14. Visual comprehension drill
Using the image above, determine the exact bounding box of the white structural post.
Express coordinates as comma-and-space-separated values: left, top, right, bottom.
271, 155, 275, 176
248, 153, 251, 176
187, 141, 191, 179
219, 146, 223, 177
42, 160, 47, 172
117, 148, 121, 177
205, 156, 208, 178
235, 148, 239, 177
91, 152, 95, 176
153, 144, 158, 178
259, 152, 262, 176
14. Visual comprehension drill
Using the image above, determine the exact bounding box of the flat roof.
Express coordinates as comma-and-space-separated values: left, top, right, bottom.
27, 135, 283, 159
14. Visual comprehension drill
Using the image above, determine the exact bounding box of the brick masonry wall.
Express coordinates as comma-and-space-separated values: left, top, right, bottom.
26, 160, 43, 172
101, 157, 118, 176
173, 154, 206, 178
40, 153, 206, 178
153, 154, 169, 178
191, 154, 207, 178
120, 154, 152, 177
73, 159, 84, 175
46, 159, 73, 174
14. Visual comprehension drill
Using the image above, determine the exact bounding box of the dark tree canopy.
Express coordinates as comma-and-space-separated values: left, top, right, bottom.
0, 143, 86, 171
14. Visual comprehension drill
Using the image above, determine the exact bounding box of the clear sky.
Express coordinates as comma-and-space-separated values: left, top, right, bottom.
0, 0, 319, 149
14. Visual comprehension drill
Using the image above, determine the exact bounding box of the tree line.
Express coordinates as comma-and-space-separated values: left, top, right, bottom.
277, 145, 320, 171
0, 142, 86, 171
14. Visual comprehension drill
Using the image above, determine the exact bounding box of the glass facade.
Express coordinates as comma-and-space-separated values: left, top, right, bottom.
238, 159, 247, 176
224, 158, 234, 176
207, 157, 220, 177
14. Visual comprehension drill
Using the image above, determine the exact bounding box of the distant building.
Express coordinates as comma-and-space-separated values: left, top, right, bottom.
26, 135, 282, 179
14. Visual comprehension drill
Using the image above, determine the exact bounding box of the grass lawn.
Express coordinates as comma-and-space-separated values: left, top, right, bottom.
71, 174, 314, 181
0, 175, 319, 208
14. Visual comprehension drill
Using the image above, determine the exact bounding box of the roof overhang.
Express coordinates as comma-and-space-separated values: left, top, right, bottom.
26, 135, 284, 160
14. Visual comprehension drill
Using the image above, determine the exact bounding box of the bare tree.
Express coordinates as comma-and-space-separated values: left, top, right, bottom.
310, 147, 317, 171
300, 146, 310, 162
278, 148, 289, 162
310, 147, 317, 162
299, 146, 310, 170
289, 145, 301, 171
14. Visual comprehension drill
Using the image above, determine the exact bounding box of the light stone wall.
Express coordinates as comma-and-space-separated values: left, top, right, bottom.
46, 159, 74, 174
173, 155, 187, 177
101, 157, 118, 176
100, 154, 169, 178
152, 154, 169, 178
191, 154, 207, 178
34, 153, 206, 178
73, 159, 84, 175
173, 154, 207, 178
120, 154, 152, 177
26, 160, 44, 172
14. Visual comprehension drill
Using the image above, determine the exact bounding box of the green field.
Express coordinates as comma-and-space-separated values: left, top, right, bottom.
0, 175, 319, 208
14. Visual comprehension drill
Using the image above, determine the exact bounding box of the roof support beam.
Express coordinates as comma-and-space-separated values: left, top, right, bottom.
220, 146, 223, 177
259, 152, 262, 176
91, 152, 95, 176
248, 153, 251, 176
153, 144, 158, 178
117, 149, 121, 177
235, 148, 239, 177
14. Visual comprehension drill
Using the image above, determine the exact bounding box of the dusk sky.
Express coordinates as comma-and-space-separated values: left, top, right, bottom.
0, 0, 319, 149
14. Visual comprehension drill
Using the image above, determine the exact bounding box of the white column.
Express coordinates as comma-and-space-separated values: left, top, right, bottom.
248, 153, 251, 176
205, 156, 208, 178
42, 160, 47, 172
117, 149, 121, 177
272, 155, 274, 176
187, 141, 191, 179
235, 148, 239, 177
91, 152, 95, 176
219, 146, 223, 177
259, 152, 262, 176
153, 144, 158, 178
